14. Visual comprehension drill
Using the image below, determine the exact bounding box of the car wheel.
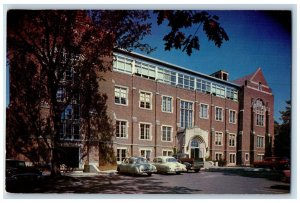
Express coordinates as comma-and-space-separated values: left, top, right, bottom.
176, 172, 181, 175
147, 173, 152, 176
194, 169, 200, 173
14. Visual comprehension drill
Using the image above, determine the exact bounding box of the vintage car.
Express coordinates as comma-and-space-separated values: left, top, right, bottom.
153, 156, 187, 174
253, 157, 290, 170
173, 153, 204, 173
117, 156, 157, 176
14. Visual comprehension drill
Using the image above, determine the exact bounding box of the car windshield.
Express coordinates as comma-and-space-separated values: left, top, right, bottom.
166, 158, 177, 162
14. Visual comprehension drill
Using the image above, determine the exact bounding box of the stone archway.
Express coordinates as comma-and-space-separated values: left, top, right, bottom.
189, 136, 206, 159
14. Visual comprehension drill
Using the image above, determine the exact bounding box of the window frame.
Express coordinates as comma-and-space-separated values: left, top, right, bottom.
115, 119, 128, 139
161, 95, 173, 113
229, 109, 237, 124
215, 106, 223, 122
114, 85, 128, 106
139, 122, 152, 141
199, 103, 209, 119
139, 90, 152, 110
215, 131, 223, 146
161, 125, 173, 142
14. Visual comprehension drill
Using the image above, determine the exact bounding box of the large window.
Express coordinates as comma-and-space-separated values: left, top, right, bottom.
116, 148, 127, 162
140, 91, 152, 109
115, 86, 128, 105
200, 103, 209, 119
157, 67, 176, 85
135, 61, 156, 80
229, 134, 236, 147
60, 104, 80, 140
211, 84, 226, 97
229, 110, 236, 124
226, 87, 238, 101
257, 135, 264, 148
196, 79, 211, 93
116, 120, 127, 138
180, 101, 193, 128
215, 107, 223, 121
177, 73, 195, 90
162, 96, 173, 113
113, 55, 133, 74
162, 126, 172, 142
254, 99, 265, 126
140, 123, 151, 140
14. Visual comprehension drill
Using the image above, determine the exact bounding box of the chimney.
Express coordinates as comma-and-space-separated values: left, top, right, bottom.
210, 70, 229, 81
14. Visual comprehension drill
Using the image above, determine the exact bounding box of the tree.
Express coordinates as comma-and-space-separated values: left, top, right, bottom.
155, 10, 229, 55
7, 10, 228, 175
274, 100, 291, 158
7, 10, 152, 175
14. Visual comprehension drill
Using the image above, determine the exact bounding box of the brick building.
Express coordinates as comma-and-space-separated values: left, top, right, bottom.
7, 48, 274, 169
96, 49, 274, 167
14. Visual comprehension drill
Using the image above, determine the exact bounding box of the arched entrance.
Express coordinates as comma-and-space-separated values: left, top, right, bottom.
190, 137, 206, 159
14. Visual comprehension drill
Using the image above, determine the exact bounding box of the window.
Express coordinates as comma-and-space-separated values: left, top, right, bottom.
135, 61, 156, 80
229, 134, 236, 147
229, 110, 236, 124
226, 88, 238, 101
215, 107, 223, 121
180, 101, 193, 128
245, 153, 249, 161
196, 79, 211, 93
162, 126, 172, 142
258, 82, 262, 91
211, 84, 225, 97
257, 135, 264, 148
140, 91, 152, 109
140, 149, 151, 160
257, 154, 264, 161
116, 120, 127, 138
177, 73, 195, 90
113, 55, 133, 74
256, 114, 264, 126
115, 86, 128, 105
254, 99, 265, 126
116, 148, 127, 162
162, 96, 172, 113
162, 150, 173, 156
229, 154, 236, 164
157, 67, 176, 86
215, 132, 223, 146
140, 123, 151, 140
215, 153, 223, 161
200, 104, 209, 119
56, 87, 65, 102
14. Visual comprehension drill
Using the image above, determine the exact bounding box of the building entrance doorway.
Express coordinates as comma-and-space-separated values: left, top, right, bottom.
190, 138, 205, 159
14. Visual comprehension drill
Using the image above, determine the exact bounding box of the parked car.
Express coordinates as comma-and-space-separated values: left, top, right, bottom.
6, 159, 43, 192
117, 156, 157, 176
153, 156, 187, 174
173, 153, 204, 173
253, 157, 290, 170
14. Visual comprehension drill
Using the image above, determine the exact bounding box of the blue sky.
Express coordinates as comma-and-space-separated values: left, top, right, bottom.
134, 10, 291, 123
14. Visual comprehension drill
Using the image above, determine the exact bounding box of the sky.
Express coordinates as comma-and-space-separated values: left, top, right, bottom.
133, 10, 292, 123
